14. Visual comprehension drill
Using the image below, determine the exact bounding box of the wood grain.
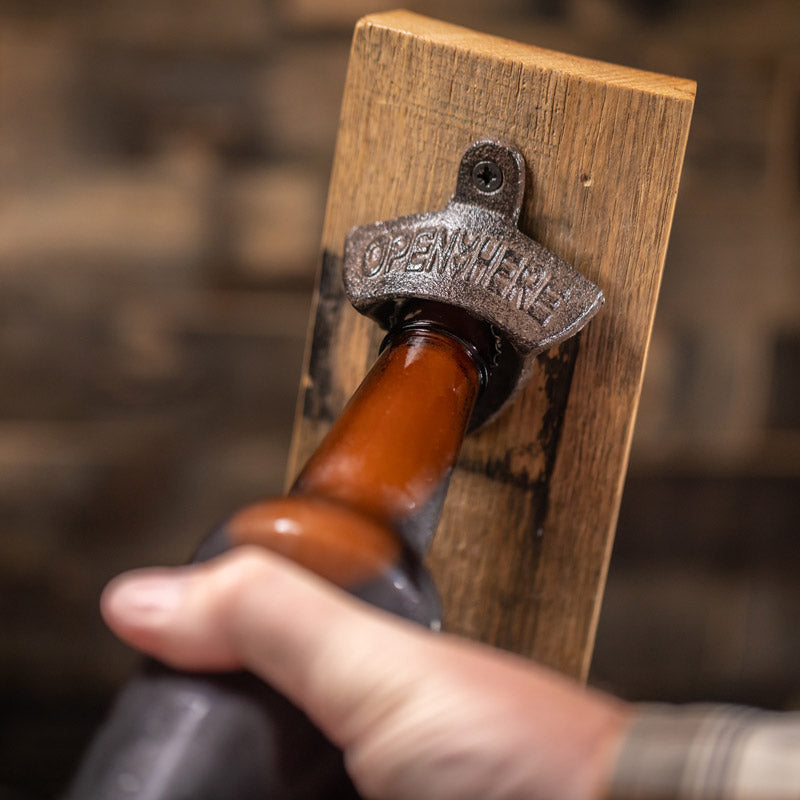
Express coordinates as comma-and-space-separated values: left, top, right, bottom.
287, 10, 695, 681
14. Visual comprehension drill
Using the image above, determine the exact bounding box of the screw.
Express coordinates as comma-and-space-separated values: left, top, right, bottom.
472, 160, 503, 193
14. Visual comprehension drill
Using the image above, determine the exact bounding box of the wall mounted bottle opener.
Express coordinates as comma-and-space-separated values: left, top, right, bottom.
344, 139, 603, 429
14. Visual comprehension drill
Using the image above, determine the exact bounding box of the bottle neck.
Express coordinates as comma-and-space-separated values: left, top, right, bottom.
290, 321, 482, 555
387, 299, 522, 430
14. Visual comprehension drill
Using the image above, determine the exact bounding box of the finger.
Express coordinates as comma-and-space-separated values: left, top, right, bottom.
101, 560, 242, 672
100, 547, 431, 738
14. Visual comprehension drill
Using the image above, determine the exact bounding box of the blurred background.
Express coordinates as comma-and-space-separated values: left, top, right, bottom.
1, 0, 798, 796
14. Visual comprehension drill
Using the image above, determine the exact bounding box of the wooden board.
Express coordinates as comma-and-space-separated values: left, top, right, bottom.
286, 10, 695, 681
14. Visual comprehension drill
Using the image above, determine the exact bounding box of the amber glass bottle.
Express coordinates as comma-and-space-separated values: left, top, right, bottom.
68, 300, 511, 800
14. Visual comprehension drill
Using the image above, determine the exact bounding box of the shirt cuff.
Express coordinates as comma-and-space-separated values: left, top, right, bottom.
607, 703, 800, 799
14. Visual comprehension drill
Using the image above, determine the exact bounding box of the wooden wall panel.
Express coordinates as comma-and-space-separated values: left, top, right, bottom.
288, 10, 695, 680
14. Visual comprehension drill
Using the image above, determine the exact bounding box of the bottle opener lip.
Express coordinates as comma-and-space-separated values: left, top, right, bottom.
343, 139, 605, 425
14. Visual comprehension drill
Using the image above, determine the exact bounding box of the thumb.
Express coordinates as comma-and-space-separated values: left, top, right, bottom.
100, 546, 431, 744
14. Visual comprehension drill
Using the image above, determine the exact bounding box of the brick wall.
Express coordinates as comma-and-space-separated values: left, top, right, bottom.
1, 0, 798, 795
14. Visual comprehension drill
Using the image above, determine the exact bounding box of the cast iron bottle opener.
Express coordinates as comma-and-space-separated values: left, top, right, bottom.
344, 139, 602, 428
68, 140, 604, 799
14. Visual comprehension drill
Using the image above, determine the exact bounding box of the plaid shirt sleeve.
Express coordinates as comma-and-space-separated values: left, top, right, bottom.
608, 704, 800, 799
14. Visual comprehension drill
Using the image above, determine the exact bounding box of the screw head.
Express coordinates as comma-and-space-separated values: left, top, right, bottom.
472, 160, 503, 193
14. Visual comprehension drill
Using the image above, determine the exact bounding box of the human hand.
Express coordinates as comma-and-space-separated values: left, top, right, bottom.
101, 547, 630, 800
